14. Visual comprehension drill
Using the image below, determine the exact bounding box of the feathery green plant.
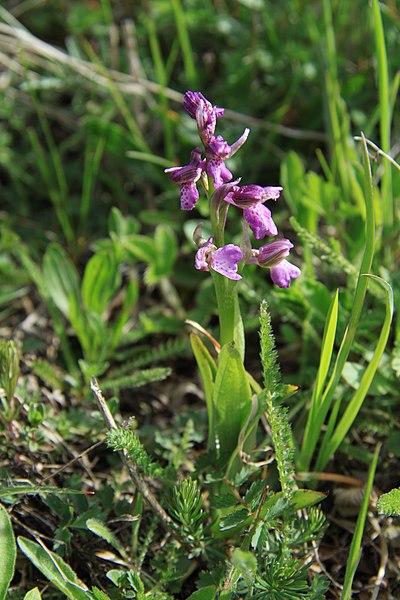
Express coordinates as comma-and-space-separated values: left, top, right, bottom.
259, 300, 296, 498
168, 479, 206, 552
107, 426, 162, 478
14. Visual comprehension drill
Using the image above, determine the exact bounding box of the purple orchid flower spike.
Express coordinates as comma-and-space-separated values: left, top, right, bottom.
247, 239, 301, 288
195, 236, 243, 280
206, 130, 250, 187
165, 147, 206, 210
183, 91, 224, 144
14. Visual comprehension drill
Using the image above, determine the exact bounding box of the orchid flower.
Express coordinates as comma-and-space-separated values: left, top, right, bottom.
247, 239, 301, 288
165, 147, 205, 210
195, 236, 242, 280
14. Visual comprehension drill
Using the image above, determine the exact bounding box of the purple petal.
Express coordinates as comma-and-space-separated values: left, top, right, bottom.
183, 91, 208, 118
183, 91, 224, 120
210, 245, 242, 280
257, 239, 293, 267
270, 259, 301, 288
211, 179, 241, 204
262, 186, 283, 200
195, 237, 215, 271
165, 147, 204, 184
180, 182, 199, 210
243, 204, 278, 239
167, 164, 202, 184
182, 91, 224, 143
208, 135, 231, 158
231, 184, 282, 207
227, 128, 250, 157
207, 158, 233, 188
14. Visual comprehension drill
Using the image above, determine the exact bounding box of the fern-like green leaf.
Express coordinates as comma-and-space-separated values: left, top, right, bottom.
111, 338, 187, 376
100, 367, 171, 391
33, 358, 64, 390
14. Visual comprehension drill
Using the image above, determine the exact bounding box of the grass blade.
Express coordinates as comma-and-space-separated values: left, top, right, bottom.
79, 134, 106, 232
316, 276, 393, 469
372, 0, 393, 229
300, 133, 375, 471
341, 444, 381, 599
298, 289, 339, 470
170, 0, 197, 88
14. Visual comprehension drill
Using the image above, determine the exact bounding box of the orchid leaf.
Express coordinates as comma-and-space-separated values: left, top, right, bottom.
213, 343, 253, 459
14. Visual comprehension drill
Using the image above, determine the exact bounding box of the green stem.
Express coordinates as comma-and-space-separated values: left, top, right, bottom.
212, 273, 244, 354
209, 185, 245, 357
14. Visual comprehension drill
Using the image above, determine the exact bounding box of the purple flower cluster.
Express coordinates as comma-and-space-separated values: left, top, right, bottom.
165, 91, 300, 288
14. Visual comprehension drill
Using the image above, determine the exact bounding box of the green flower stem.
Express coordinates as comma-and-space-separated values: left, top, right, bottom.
212, 272, 244, 358
208, 181, 245, 357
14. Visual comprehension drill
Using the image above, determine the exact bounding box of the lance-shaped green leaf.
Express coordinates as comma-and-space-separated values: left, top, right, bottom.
18, 537, 88, 600
86, 518, 128, 561
81, 250, 121, 317
42, 244, 80, 318
190, 333, 216, 450
0, 504, 16, 600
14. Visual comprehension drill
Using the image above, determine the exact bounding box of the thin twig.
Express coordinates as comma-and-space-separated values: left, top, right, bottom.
354, 136, 400, 171
90, 377, 185, 544
40, 441, 104, 483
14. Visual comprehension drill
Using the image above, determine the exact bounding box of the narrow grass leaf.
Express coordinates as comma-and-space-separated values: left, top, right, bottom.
314, 289, 339, 401
145, 16, 174, 160
0, 486, 88, 498
317, 276, 393, 469
0, 504, 16, 599
301, 133, 375, 472
341, 444, 381, 599
170, 0, 197, 88
80, 134, 106, 231
299, 289, 339, 470
372, 0, 393, 228
82, 40, 149, 153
